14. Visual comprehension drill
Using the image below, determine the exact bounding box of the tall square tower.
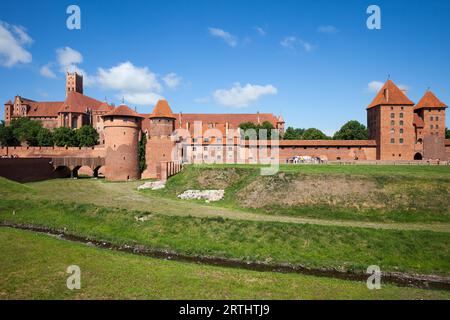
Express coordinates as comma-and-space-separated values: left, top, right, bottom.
367, 80, 415, 160
66, 71, 83, 96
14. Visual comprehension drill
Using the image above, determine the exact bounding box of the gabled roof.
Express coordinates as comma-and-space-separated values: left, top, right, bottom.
27, 101, 64, 117
149, 99, 175, 118
413, 113, 424, 128
367, 80, 414, 109
103, 104, 144, 118
59, 91, 104, 114
414, 90, 447, 110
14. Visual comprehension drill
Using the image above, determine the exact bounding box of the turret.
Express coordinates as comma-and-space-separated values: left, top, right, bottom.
148, 100, 176, 137
102, 104, 143, 181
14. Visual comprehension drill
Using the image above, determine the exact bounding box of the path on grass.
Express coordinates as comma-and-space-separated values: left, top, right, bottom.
27, 179, 450, 233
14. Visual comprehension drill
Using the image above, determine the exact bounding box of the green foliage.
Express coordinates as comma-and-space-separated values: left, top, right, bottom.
0, 121, 19, 146
446, 127, 450, 139
53, 127, 78, 147
36, 128, 54, 147
283, 127, 305, 140
301, 128, 330, 140
76, 125, 99, 147
282, 127, 330, 140
138, 134, 147, 173
333, 120, 368, 140
9, 118, 43, 146
238, 121, 276, 140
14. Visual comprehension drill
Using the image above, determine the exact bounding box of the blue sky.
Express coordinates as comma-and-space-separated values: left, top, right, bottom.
0, 0, 449, 134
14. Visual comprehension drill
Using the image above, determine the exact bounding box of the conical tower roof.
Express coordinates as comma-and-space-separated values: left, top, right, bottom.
149, 99, 175, 118
414, 90, 447, 110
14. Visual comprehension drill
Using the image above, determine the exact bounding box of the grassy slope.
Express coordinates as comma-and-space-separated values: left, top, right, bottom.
1, 227, 448, 300
1, 199, 449, 275
147, 164, 450, 223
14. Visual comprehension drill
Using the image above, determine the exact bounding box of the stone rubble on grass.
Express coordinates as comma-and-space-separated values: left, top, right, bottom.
178, 190, 225, 202
137, 180, 166, 190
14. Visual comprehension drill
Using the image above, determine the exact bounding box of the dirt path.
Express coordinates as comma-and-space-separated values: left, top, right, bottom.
20, 179, 450, 233
96, 182, 450, 233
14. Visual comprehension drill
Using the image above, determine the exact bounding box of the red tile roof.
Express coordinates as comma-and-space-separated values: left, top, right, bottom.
414, 91, 447, 110
59, 91, 104, 114
4, 100, 13, 105
149, 100, 175, 118
27, 101, 64, 117
413, 113, 424, 128
177, 113, 279, 128
95, 101, 114, 112
367, 80, 414, 109
103, 104, 144, 118
277, 140, 377, 147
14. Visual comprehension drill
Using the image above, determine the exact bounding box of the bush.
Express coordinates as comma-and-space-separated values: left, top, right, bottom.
333, 120, 368, 140
76, 125, 99, 147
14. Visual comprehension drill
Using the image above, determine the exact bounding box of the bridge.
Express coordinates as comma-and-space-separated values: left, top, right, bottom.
51, 157, 105, 178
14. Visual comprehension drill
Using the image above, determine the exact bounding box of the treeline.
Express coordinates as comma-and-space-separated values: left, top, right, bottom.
0, 118, 99, 147
283, 120, 369, 140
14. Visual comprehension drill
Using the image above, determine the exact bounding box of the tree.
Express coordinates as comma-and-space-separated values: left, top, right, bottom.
53, 127, 78, 147
76, 125, 99, 147
36, 128, 54, 146
238, 121, 276, 140
301, 128, 330, 140
9, 117, 43, 146
446, 127, 450, 139
0, 121, 19, 146
283, 127, 305, 140
333, 120, 368, 140
138, 134, 147, 173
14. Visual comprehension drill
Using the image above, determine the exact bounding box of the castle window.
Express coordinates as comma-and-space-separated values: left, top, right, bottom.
430, 125, 434, 129
399, 128, 403, 134
399, 113, 403, 118
390, 113, 395, 118
390, 120, 395, 126
399, 121, 404, 126
399, 138, 404, 144
390, 128, 395, 134
436, 116, 439, 121
390, 138, 395, 144
436, 125, 439, 129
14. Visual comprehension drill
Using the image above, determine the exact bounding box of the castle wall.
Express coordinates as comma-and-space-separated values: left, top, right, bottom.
0, 146, 106, 158
142, 136, 178, 179
0, 158, 71, 182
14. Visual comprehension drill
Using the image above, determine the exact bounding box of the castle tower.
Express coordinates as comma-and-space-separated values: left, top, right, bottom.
3, 100, 13, 126
413, 90, 447, 160
102, 104, 144, 181
66, 71, 83, 96
148, 99, 176, 137
367, 80, 415, 160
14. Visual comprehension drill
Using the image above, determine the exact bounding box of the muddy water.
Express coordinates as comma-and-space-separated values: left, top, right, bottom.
1, 222, 449, 291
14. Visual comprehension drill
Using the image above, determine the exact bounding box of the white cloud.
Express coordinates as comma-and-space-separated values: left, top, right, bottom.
0, 21, 32, 67
97, 61, 162, 93
367, 80, 410, 93
368, 81, 384, 93
280, 36, 314, 52
120, 92, 164, 106
208, 27, 238, 47
40, 64, 57, 78
280, 36, 297, 49
213, 83, 277, 108
56, 46, 83, 70
163, 72, 182, 89
254, 26, 266, 36
318, 25, 339, 34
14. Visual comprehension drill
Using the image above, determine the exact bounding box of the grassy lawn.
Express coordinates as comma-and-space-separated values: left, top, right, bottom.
1, 198, 449, 275
1, 227, 448, 300
146, 164, 450, 223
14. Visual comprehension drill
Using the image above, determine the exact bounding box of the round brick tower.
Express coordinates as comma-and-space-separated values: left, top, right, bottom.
148, 99, 176, 137
102, 104, 144, 181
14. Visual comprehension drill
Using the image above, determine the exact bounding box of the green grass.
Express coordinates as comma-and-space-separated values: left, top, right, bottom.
1, 198, 449, 275
145, 164, 450, 223
1, 227, 448, 300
